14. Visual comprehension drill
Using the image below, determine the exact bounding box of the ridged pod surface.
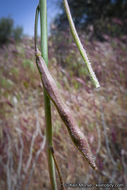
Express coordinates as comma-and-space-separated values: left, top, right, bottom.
35, 48, 97, 170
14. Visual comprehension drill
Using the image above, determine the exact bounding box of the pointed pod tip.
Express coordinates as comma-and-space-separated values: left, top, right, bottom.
90, 162, 98, 172
94, 166, 98, 172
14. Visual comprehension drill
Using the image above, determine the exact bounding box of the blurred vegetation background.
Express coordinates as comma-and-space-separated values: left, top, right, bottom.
53, 0, 127, 40
0, 0, 127, 189
0, 17, 23, 44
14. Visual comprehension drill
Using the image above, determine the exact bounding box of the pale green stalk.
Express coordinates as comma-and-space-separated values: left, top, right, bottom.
39, 0, 57, 189
64, 0, 100, 88
34, 5, 39, 52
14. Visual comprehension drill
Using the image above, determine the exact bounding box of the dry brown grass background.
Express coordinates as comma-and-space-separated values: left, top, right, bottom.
0, 35, 127, 189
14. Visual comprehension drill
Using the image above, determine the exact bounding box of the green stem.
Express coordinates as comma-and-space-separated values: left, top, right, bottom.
39, 0, 57, 189
64, 0, 100, 88
34, 5, 39, 52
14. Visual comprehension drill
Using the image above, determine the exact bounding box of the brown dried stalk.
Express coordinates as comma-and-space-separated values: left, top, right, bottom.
35, 48, 97, 171
50, 147, 65, 190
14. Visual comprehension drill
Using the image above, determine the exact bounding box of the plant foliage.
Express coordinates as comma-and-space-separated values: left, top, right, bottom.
0, 17, 23, 44
53, 0, 127, 39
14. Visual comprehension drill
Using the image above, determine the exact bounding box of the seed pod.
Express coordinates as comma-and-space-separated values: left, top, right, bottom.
35, 48, 97, 170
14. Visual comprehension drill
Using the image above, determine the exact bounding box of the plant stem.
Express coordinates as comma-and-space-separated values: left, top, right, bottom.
64, 0, 100, 88
39, 0, 57, 189
34, 5, 39, 52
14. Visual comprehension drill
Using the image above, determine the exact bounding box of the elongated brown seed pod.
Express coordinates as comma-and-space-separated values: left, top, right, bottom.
35, 48, 97, 170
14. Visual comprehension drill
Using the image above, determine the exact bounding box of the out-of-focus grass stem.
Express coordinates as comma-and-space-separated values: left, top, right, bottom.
64, 0, 100, 88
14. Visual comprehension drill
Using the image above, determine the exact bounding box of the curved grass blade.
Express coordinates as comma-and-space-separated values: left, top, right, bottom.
64, 0, 100, 88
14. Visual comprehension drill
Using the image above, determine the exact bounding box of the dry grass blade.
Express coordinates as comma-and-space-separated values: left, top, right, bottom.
50, 147, 65, 190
